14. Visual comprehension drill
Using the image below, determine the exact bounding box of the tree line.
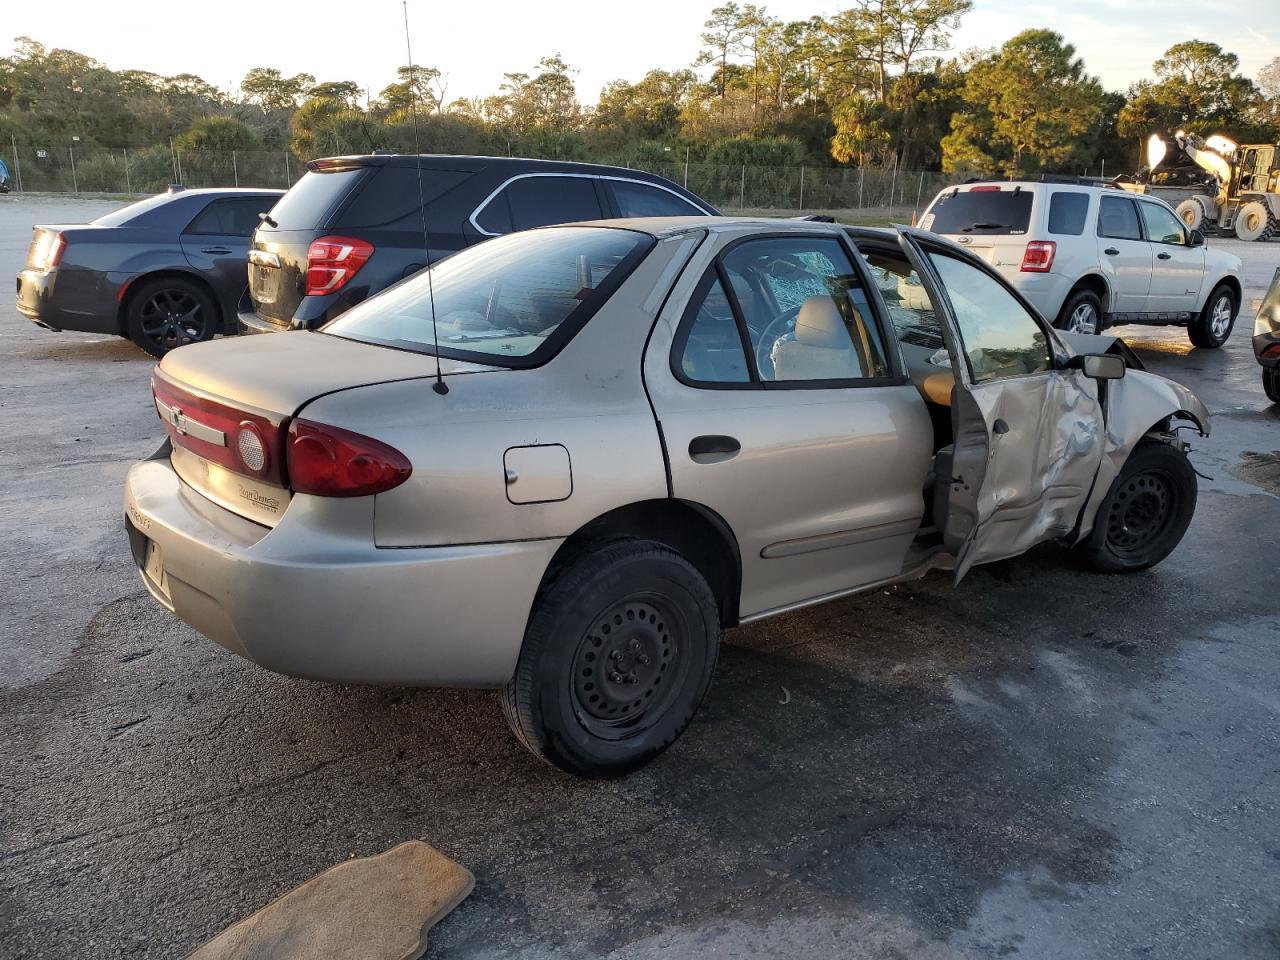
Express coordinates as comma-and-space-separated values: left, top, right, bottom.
2, 5, 1279, 184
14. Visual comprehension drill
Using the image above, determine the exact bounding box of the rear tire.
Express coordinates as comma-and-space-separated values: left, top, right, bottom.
1082, 442, 1197, 573
1264, 368, 1280, 405
501, 540, 720, 778
1188, 284, 1236, 349
124, 277, 219, 358
1054, 289, 1103, 335
1233, 201, 1275, 242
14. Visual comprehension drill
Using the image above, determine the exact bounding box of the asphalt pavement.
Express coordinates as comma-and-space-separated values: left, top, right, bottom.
1, 195, 1278, 960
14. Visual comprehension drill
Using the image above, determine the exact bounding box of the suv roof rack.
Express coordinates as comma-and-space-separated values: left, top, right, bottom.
1037, 174, 1118, 188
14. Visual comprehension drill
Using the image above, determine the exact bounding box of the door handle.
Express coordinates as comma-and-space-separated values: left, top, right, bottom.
1157, 252, 1172, 260
201, 246, 232, 255
689, 435, 740, 462
992, 418, 1010, 435
1104, 248, 1119, 256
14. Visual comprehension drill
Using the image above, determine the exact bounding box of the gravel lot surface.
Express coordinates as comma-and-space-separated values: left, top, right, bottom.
2, 195, 1278, 959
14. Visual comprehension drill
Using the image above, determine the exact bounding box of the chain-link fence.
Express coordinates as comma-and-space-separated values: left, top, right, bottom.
2, 139, 953, 221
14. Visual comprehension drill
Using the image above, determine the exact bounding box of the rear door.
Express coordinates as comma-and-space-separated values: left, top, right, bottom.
643, 230, 934, 618
1096, 195, 1151, 314
181, 197, 277, 319
895, 228, 1106, 580
1136, 199, 1204, 313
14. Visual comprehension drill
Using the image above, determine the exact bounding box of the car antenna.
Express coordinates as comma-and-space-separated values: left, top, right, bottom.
403, 0, 447, 395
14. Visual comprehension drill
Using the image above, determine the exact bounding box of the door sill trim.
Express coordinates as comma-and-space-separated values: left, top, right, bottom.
759, 517, 922, 559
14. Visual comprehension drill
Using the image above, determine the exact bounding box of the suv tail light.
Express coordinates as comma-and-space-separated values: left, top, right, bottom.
305, 235, 373, 296
1020, 240, 1056, 273
287, 419, 411, 497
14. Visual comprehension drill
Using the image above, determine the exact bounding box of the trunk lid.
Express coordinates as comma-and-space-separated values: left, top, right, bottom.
155, 331, 497, 524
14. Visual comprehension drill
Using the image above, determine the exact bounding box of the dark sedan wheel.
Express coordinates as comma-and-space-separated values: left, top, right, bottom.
501, 540, 719, 778
125, 278, 218, 358
1082, 442, 1197, 573
1263, 368, 1280, 405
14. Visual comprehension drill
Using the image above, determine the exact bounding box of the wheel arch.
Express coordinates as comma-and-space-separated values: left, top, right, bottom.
116, 269, 224, 335
1205, 273, 1241, 312
1068, 272, 1111, 313
540, 498, 742, 628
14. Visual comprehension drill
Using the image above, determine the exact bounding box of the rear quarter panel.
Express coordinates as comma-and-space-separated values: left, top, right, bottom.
299, 234, 691, 547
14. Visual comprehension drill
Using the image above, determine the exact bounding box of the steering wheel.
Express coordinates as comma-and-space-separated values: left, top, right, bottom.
753, 304, 803, 380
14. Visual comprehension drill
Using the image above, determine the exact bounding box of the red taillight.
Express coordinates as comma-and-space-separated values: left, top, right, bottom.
969, 185, 1002, 192
48, 233, 67, 269
305, 235, 373, 297
1021, 240, 1057, 273
1262, 343, 1280, 359
287, 419, 411, 497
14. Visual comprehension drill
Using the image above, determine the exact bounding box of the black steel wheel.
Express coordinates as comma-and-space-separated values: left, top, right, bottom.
1083, 442, 1197, 573
501, 540, 719, 778
125, 277, 218, 358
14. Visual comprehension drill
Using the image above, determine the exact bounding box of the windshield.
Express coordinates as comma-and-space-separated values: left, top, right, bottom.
324, 226, 654, 366
923, 188, 1033, 236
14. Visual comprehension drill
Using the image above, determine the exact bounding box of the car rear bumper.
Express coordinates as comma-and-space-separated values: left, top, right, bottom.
17, 267, 120, 333
995, 270, 1074, 323
16, 269, 58, 327
124, 448, 561, 687
1255, 331, 1280, 368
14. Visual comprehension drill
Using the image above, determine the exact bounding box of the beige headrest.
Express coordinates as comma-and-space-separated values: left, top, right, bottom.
794, 296, 848, 348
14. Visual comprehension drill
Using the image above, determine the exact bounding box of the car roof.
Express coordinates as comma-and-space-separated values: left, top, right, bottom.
563, 216, 874, 238
161, 187, 285, 198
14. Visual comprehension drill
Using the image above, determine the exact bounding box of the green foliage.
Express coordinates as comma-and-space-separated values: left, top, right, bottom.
942, 30, 1106, 177
0, 16, 1274, 195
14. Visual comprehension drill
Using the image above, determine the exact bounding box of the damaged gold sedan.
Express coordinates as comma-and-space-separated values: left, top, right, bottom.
124, 219, 1208, 777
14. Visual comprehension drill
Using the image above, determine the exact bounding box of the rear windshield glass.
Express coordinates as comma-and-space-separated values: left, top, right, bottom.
1048, 191, 1090, 235
924, 189, 1033, 235
93, 193, 176, 227
324, 226, 654, 367
265, 168, 365, 230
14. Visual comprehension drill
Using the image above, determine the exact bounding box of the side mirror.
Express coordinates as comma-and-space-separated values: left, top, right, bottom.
1080, 353, 1126, 380
1189, 228, 1205, 247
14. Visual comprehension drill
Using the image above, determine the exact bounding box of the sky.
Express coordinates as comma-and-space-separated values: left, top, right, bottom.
8, 0, 1279, 105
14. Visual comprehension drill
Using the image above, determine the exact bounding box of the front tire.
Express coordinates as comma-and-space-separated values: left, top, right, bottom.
1082, 442, 1197, 573
1264, 368, 1280, 404
501, 540, 720, 778
1054, 289, 1103, 335
1188, 284, 1236, 349
124, 277, 219, 358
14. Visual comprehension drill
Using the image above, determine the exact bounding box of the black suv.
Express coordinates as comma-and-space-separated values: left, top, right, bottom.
241, 154, 718, 333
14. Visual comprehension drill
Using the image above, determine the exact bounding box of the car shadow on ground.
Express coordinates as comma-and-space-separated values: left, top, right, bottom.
17, 335, 153, 364
5, 530, 1242, 960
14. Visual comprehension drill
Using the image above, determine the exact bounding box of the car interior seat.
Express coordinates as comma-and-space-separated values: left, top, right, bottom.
771, 296, 865, 381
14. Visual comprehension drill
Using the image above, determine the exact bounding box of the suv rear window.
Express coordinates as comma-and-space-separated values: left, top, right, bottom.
265, 168, 367, 230
925, 189, 1033, 235
324, 226, 653, 367
1047, 191, 1090, 235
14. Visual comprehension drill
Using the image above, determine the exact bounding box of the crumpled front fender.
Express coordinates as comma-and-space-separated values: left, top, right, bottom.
1073, 369, 1210, 543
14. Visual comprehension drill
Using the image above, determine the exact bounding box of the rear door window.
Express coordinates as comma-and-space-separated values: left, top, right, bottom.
475, 176, 604, 235
924, 189, 1033, 235
610, 180, 705, 217
1047, 192, 1090, 235
1097, 196, 1142, 240
185, 197, 277, 236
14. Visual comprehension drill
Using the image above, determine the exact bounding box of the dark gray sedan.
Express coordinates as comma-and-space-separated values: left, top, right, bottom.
17, 187, 283, 357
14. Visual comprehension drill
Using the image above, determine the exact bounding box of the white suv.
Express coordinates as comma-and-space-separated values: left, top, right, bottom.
920, 181, 1243, 347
